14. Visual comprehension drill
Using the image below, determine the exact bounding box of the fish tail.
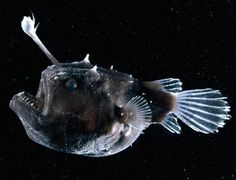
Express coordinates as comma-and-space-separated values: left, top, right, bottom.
142, 79, 231, 134
171, 89, 231, 134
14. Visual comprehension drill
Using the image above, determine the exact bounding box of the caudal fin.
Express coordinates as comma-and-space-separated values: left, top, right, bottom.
172, 89, 231, 134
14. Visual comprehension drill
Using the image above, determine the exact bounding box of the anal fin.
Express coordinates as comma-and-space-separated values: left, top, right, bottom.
161, 113, 181, 134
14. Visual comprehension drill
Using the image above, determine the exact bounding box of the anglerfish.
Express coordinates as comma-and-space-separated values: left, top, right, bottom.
10, 15, 231, 157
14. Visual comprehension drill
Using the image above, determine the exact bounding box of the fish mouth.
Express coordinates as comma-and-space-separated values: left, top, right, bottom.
9, 91, 53, 149
10, 91, 43, 114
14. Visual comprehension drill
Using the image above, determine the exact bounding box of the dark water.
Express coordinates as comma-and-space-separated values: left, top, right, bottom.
1, 1, 236, 179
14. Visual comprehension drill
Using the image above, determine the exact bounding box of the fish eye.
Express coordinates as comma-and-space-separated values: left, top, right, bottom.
65, 78, 77, 92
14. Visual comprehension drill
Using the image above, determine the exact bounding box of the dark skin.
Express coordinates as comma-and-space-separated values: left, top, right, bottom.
10, 14, 230, 157
141, 81, 176, 123
10, 61, 173, 156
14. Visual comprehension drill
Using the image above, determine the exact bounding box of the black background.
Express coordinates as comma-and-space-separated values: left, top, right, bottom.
1, 0, 236, 179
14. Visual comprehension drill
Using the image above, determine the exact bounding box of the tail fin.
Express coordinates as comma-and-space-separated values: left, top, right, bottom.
172, 89, 231, 134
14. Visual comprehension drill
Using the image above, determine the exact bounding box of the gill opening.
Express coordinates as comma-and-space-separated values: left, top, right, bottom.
21, 13, 62, 67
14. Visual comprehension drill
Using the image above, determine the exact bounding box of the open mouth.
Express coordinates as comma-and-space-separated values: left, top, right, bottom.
10, 91, 43, 112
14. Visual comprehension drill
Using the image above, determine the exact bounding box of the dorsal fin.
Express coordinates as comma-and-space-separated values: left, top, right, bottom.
157, 78, 183, 93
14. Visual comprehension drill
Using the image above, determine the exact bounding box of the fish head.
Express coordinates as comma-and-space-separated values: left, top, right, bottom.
11, 14, 152, 157
10, 62, 144, 156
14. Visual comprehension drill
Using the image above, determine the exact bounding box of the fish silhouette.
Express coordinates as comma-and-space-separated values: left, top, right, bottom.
10, 15, 231, 157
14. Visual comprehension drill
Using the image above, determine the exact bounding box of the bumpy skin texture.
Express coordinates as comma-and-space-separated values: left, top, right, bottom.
10, 60, 160, 157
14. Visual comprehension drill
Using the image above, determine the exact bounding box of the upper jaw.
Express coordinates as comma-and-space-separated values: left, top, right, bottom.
9, 91, 43, 132
10, 91, 42, 114
9, 91, 57, 149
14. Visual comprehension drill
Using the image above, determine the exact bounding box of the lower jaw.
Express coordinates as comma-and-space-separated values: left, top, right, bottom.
10, 91, 42, 113
9, 91, 44, 131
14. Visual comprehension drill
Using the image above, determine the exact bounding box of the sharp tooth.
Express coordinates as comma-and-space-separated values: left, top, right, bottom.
18, 92, 25, 96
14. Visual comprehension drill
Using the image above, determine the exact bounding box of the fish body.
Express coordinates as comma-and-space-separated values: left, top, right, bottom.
10, 15, 231, 157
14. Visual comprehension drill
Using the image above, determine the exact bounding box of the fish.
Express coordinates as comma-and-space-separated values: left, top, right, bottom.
9, 14, 231, 157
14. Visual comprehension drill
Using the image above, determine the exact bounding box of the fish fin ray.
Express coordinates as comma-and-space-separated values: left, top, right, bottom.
161, 113, 181, 134
157, 78, 183, 93
125, 96, 152, 131
172, 89, 231, 134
